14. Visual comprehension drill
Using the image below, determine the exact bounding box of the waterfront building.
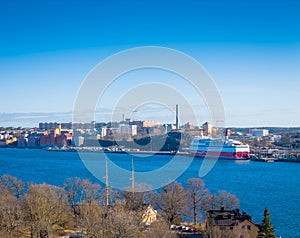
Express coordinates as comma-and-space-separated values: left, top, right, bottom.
163, 124, 176, 133
39, 124, 72, 148
273, 134, 282, 142
183, 122, 195, 130
39, 122, 59, 131
27, 133, 43, 148
107, 121, 120, 128
40, 132, 72, 148
61, 122, 72, 129
39, 122, 73, 131
142, 121, 160, 128
118, 125, 137, 136
203, 122, 212, 136
99, 127, 107, 137
129, 120, 144, 133
73, 136, 85, 147
40, 121, 103, 131
0, 141, 6, 147
147, 125, 164, 135
17, 137, 28, 148
252, 129, 269, 137
5, 137, 17, 146
95, 122, 107, 129
106, 127, 118, 136
206, 208, 259, 238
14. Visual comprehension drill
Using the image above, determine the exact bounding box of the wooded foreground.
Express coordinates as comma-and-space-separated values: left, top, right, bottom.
0, 175, 239, 238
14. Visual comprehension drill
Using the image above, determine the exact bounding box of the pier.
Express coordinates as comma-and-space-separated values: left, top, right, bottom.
251, 148, 300, 163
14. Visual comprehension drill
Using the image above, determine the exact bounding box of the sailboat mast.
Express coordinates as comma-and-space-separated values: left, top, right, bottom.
105, 156, 109, 206
131, 157, 135, 192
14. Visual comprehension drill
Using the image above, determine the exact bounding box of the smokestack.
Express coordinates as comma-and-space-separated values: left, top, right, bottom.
176, 104, 179, 130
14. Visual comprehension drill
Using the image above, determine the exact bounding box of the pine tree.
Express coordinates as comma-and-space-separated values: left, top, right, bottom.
258, 208, 275, 238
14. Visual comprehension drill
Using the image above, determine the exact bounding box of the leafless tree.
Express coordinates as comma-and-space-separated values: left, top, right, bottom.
205, 190, 240, 210
143, 220, 177, 238
79, 200, 106, 237
64, 177, 101, 216
186, 178, 209, 225
0, 174, 24, 199
99, 186, 120, 207
122, 183, 155, 211
105, 199, 144, 238
0, 187, 22, 237
0, 173, 244, 237
154, 181, 189, 225
23, 184, 71, 238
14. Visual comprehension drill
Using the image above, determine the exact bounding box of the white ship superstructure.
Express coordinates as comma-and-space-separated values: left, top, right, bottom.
189, 136, 250, 160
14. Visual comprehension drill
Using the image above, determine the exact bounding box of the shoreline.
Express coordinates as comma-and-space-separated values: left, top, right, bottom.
45, 146, 190, 156
2, 146, 300, 163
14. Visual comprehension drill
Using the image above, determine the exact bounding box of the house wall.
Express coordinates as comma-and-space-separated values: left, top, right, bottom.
207, 219, 259, 238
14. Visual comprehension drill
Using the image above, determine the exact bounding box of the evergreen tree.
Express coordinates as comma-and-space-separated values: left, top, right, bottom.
258, 208, 275, 238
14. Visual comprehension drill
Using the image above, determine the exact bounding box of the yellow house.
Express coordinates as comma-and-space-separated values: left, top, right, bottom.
6, 137, 17, 145
206, 208, 259, 238
142, 204, 157, 225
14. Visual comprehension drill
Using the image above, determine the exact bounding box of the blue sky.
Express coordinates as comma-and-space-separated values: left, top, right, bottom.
0, 0, 299, 127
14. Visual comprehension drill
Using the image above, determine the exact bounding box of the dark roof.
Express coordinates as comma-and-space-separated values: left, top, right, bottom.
206, 208, 254, 227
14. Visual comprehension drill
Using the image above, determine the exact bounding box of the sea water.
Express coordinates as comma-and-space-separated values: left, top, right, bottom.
0, 148, 299, 237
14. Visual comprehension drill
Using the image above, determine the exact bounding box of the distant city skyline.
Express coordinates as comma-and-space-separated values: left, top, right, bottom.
0, 1, 299, 127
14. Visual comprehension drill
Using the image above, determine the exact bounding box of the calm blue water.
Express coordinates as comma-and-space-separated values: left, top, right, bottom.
0, 148, 299, 237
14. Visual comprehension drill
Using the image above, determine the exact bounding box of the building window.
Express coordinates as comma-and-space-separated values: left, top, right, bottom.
247, 225, 251, 230
220, 226, 226, 231
230, 226, 234, 230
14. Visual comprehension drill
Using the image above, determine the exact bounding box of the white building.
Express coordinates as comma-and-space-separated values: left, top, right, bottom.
73, 136, 85, 147
98, 127, 107, 137
163, 124, 176, 133
118, 125, 137, 136
273, 134, 282, 142
252, 129, 269, 137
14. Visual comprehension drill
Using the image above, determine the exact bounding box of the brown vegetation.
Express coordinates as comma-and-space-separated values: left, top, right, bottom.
0, 175, 239, 237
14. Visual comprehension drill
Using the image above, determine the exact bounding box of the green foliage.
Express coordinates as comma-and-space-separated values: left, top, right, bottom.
258, 208, 275, 238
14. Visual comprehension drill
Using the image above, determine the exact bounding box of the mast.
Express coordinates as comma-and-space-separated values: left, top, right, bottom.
175, 104, 179, 130
105, 156, 109, 206
131, 157, 135, 192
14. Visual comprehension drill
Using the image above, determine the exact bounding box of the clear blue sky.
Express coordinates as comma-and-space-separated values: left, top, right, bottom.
0, 0, 299, 127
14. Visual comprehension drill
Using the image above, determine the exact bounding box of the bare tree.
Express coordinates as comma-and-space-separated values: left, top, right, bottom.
64, 177, 101, 216
122, 183, 154, 211
216, 190, 240, 210
143, 220, 177, 238
105, 199, 144, 238
0, 174, 24, 199
23, 184, 71, 238
187, 178, 209, 225
154, 181, 189, 225
79, 200, 106, 237
0, 187, 22, 237
99, 186, 120, 207
205, 190, 240, 210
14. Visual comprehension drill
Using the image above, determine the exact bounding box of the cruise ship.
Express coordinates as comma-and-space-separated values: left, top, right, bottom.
189, 136, 250, 160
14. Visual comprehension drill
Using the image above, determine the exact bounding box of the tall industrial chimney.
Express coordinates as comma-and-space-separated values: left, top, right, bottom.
175, 104, 179, 130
